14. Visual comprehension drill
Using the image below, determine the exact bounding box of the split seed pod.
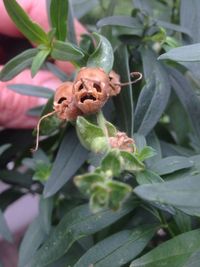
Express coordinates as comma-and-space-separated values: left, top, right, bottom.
73, 67, 110, 114
53, 82, 82, 121
108, 70, 121, 96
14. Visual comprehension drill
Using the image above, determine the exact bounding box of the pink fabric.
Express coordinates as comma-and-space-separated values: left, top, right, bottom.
0, 69, 62, 128
0, 184, 39, 267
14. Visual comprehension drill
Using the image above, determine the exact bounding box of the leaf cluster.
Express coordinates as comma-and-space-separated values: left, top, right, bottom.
1, 0, 200, 266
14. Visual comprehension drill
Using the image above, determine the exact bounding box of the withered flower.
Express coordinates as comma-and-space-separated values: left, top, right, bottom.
73, 67, 110, 114
109, 131, 135, 153
53, 82, 82, 121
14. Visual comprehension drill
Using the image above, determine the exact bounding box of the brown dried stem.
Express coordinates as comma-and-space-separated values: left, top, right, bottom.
31, 110, 56, 152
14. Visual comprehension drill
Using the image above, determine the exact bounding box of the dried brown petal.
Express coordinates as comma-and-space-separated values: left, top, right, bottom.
73, 67, 110, 114
53, 82, 82, 120
108, 70, 121, 96
109, 131, 135, 153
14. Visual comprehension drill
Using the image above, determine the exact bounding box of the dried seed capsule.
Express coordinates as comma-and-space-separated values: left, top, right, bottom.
53, 82, 82, 120
109, 131, 135, 153
108, 70, 121, 96
73, 67, 110, 114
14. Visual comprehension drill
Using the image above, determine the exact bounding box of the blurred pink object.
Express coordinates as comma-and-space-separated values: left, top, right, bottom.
0, 68, 62, 128
0, 182, 39, 267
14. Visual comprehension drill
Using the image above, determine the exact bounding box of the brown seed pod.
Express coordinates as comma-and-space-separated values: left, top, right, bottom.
73, 67, 110, 114
108, 70, 121, 96
53, 82, 82, 121
109, 131, 135, 153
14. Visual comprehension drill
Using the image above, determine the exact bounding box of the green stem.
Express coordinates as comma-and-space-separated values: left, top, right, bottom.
97, 111, 108, 138
96, 111, 111, 152
158, 211, 175, 238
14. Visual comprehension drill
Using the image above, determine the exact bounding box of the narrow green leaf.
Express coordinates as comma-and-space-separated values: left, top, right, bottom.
18, 216, 47, 267
146, 131, 162, 164
133, 134, 147, 153
113, 45, 134, 136
0, 209, 13, 242
130, 229, 200, 267
136, 170, 164, 185
27, 105, 44, 117
120, 151, 145, 172
155, 19, 192, 37
136, 48, 171, 136
151, 156, 193, 175
160, 141, 194, 157
43, 127, 88, 197
137, 146, 157, 161
67, 0, 77, 44
31, 49, 50, 77
174, 210, 191, 234
0, 48, 38, 81
39, 197, 54, 235
134, 78, 156, 132
97, 16, 143, 36
47, 243, 85, 267
170, 68, 200, 146
158, 43, 200, 62
29, 201, 136, 267
3, 0, 49, 45
134, 175, 200, 216
180, 0, 200, 43
8, 84, 53, 98
51, 40, 86, 61
50, 0, 68, 41
87, 32, 114, 73
183, 250, 200, 267
74, 225, 156, 267
73, 0, 98, 19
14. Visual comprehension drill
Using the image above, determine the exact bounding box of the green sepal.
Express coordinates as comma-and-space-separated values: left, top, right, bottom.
106, 121, 117, 136
76, 116, 109, 153
120, 151, 145, 173
33, 163, 52, 182
74, 173, 105, 196
101, 149, 122, 177
87, 32, 114, 73
137, 146, 157, 162
107, 180, 132, 210
90, 183, 110, 212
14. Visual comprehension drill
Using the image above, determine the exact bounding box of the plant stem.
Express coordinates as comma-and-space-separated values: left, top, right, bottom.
97, 111, 108, 138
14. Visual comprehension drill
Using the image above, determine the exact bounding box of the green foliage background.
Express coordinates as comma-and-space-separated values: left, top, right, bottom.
1, 0, 200, 266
